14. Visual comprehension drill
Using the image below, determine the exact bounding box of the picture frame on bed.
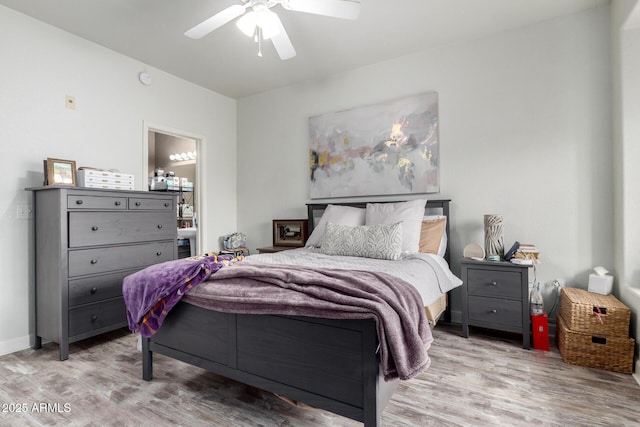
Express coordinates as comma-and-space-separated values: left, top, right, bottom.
43, 158, 77, 186
273, 219, 308, 247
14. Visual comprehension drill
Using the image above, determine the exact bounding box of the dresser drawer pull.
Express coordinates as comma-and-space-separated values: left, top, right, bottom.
157, 224, 163, 229
156, 251, 162, 256
90, 287, 97, 294
90, 259, 98, 265
491, 281, 498, 286
115, 201, 121, 206
491, 309, 497, 314
91, 315, 98, 322
91, 226, 99, 231
76, 200, 83, 205
164, 202, 170, 207
135, 201, 141, 206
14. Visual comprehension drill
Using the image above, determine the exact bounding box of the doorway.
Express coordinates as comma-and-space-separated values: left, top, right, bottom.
143, 122, 203, 257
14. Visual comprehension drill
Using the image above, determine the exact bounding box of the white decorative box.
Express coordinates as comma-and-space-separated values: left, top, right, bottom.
78, 169, 134, 190
588, 273, 613, 295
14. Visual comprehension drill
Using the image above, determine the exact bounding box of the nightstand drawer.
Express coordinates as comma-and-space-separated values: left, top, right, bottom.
468, 295, 523, 327
467, 268, 523, 300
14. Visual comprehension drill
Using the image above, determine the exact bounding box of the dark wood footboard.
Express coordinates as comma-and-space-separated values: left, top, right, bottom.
143, 301, 399, 426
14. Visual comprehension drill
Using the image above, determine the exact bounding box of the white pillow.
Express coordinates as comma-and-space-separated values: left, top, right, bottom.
424, 215, 448, 257
319, 222, 403, 260
306, 204, 365, 247
365, 199, 427, 253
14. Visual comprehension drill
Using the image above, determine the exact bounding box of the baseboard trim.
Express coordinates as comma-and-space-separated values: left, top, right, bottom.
0, 335, 31, 357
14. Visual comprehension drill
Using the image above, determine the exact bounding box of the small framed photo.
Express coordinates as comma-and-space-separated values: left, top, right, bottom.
273, 219, 308, 247
44, 158, 77, 186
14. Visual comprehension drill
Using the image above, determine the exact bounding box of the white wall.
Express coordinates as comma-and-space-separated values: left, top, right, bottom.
237, 7, 613, 319
612, 0, 640, 376
0, 6, 237, 354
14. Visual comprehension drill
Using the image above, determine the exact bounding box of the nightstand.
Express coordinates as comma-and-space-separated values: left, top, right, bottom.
256, 246, 298, 254
460, 259, 531, 349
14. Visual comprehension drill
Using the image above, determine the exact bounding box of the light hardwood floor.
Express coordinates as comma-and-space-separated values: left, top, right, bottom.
1, 324, 638, 426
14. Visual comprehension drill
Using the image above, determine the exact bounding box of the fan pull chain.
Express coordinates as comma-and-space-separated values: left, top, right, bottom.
257, 27, 263, 57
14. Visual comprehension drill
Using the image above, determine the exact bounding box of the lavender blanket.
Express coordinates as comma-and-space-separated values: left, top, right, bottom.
184, 263, 433, 381
122, 253, 238, 337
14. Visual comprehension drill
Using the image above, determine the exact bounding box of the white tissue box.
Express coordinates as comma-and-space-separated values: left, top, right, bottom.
588, 273, 613, 295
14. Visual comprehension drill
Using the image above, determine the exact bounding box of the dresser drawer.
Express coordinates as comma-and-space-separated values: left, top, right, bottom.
68, 241, 175, 277
466, 268, 522, 300
68, 270, 135, 307
69, 212, 176, 247
68, 297, 127, 337
128, 197, 174, 211
468, 295, 523, 327
68, 195, 127, 210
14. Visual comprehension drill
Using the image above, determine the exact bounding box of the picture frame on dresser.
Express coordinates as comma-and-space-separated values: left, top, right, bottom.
44, 157, 77, 186
273, 219, 308, 247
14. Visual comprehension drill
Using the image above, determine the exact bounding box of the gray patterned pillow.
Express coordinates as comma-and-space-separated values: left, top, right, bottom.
319, 221, 403, 260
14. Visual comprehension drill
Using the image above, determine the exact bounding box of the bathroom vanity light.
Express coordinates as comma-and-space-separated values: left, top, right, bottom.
169, 151, 196, 162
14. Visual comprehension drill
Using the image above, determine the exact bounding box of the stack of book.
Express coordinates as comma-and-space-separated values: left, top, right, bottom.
512, 243, 540, 265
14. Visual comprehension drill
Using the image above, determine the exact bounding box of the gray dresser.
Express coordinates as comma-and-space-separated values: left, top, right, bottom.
28, 186, 177, 360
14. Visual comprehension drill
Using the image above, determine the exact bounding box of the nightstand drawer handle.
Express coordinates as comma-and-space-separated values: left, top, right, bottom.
135, 201, 141, 206
76, 200, 83, 205
491, 309, 497, 314
115, 201, 121, 206
91, 226, 99, 231
157, 224, 163, 229
156, 251, 162, 256
491, 281, 498, 286
90, 287, 97, 294
90, 259, 98, 264
91, 315, 98, 321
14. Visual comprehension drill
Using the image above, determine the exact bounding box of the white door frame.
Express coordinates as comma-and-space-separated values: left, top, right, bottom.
143, 121, 205, 255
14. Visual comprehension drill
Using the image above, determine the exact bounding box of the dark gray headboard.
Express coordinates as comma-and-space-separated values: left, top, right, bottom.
306, 199, 451, 264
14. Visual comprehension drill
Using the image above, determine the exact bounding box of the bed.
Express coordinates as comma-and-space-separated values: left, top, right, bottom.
134, 199, 459, 426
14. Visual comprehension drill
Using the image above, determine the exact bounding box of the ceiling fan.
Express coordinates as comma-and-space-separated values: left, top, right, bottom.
184, 0, 361, 60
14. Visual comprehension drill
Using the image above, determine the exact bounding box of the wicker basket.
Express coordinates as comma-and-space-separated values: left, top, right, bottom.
556, 314, 634, 374
559, 288, 630, 337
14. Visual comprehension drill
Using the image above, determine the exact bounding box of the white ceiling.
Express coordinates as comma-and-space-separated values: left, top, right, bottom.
0, 0, 607, 99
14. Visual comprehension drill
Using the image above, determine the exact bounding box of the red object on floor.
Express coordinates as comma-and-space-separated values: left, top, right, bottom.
532, 312, 550, 350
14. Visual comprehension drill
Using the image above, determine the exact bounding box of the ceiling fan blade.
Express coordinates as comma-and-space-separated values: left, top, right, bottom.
270, 15, 296, 60
184, 4, 247, 39
281, 0, 360, 20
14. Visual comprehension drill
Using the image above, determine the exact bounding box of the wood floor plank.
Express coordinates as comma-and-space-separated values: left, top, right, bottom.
0, 324, 637, 426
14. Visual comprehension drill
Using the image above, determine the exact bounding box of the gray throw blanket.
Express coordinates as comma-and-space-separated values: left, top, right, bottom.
184, 262, 432, 381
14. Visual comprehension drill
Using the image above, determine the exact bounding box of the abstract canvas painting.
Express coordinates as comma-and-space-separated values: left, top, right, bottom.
309, 92, 439, 199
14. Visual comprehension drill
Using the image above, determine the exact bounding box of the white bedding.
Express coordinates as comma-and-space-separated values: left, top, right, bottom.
245, 247, 462, 306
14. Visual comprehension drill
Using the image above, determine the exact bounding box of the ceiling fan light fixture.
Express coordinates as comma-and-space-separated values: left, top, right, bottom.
255, 7, 280, 39
236, 5, 280, 40
186, 0, 362, 60
236, 11, 256, 37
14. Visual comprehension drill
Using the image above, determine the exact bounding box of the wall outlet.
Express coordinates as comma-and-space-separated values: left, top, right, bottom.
17, 204, 32, 219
